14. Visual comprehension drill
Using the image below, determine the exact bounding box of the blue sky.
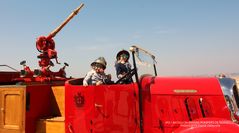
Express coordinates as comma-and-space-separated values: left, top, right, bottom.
0, 0, 239, 78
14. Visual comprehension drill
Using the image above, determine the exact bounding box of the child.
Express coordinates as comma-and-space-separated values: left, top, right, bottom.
115, 50, 133, 84
83, 57, 112, 86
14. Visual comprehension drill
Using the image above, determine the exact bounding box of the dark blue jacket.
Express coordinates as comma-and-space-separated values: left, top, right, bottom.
115, 62, 133, 84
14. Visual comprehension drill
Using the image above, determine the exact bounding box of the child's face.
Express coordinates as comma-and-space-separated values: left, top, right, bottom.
120, 54, 128, 62
99, 68, 104, 73
95, 66, 104, 73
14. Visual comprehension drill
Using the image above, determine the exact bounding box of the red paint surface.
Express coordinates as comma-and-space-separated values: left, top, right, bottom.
141, 76, 238, 132
150, 77, 223, 95
25, 85, 52, 133
0, 71, 19, 84
65, 76, 239, 133
65, 79, 138, 133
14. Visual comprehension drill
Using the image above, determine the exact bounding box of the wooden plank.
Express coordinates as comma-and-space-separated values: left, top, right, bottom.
36, 117, 65, 133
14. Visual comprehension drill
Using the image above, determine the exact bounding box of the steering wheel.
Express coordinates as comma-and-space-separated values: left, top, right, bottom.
115, 68, 136, 84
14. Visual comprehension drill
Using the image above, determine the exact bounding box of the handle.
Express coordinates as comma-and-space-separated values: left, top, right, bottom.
94, 103, 103, 108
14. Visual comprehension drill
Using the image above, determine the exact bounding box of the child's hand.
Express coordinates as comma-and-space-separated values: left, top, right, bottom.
96, 81, 103, 86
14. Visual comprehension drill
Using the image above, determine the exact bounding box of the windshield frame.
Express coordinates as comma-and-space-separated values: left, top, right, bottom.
128, 45, 157, 133
129, 45, 157, 78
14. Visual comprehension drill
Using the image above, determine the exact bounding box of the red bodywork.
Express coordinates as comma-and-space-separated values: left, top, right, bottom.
25, 84, 54, 133
141, 76, 236, 132
65, 78, 138, 133
65, 76, 239, 133
0, 71, 19, 84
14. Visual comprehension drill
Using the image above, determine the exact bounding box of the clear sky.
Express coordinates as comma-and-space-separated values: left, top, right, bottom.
0, 0, 239, 78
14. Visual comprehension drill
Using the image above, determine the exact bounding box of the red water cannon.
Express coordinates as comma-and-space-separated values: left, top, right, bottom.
19, 3, 84, 82
36, 3, 84, 68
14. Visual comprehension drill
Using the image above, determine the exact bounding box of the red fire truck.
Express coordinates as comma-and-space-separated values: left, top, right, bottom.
0, 3, 239, 133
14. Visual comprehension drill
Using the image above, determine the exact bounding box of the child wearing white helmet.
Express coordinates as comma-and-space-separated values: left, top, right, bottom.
83, 57, 112, 86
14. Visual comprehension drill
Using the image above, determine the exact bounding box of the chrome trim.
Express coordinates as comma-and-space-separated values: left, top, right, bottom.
218, 77, 239, 122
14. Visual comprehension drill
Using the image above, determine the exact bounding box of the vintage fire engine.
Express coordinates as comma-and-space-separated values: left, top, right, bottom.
1, 3, 239, 133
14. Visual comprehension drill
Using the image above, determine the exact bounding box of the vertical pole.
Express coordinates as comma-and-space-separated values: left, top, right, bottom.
132, 51, 144, 133
153, 64, 157, 76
